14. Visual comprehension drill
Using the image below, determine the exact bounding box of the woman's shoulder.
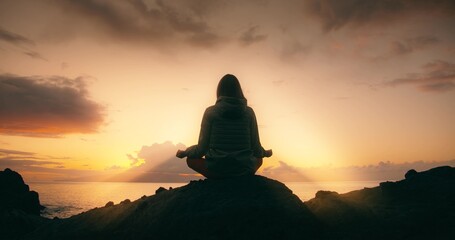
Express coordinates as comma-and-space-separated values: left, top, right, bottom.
245, 106, 255, 114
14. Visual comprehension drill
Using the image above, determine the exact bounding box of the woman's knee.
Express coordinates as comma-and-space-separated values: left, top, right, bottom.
186, 157, 204, 170
256, 158, 263, 167
186, 158, 196, 169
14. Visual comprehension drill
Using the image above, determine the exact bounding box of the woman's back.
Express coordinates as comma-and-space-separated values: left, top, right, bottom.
208, 97, 251, 151
177, 74, 271, 179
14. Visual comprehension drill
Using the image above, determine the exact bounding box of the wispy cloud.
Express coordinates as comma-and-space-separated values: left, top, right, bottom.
51, 0, 225, 48
23, 50, 48, 61
0, 27, 34, 45
0, 74, 105, 137
389, 35, 440, 56
385, 60, 455, 93
239, 26, 267, 46
113, 141, 197, 182
304, 0, 455, 31
0, 26, 48, 61
261, 159, 455, 182
0, 148, 35, 156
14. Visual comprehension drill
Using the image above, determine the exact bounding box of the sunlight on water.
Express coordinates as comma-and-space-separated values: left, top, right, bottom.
29, 182, 184, 219
29, 180, 381, 219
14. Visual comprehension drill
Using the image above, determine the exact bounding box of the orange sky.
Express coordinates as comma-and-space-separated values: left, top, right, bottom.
1, 0, 454, 182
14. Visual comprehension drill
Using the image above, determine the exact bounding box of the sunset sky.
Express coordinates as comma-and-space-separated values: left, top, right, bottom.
1, 0, 454, 182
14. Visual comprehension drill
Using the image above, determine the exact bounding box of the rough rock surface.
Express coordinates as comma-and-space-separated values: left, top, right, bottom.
0, 168, 47, 239
306, 166, 455, 239
28, 175, 324, 240
3, 166, 455, 239
0, 168, 44, 215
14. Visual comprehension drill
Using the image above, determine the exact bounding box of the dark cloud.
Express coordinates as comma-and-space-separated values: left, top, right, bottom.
0, 27, 46, 61
0, 27, 34, 45
239, 26, 267, 46
389, 35, 439, 55
52, 0, 225, 48
0, 148, 65, 173
418, 81, 455, 92
386, 60, 455, 93
372, 35, 440, 61
0, 159, 63, 168
23, 50, 48, 61
0, 148, 35, 156
304, 0, 455, 31
0, 74, 105, 137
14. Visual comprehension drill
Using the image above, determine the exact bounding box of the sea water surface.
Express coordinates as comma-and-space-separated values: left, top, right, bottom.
29, 181, 381, 219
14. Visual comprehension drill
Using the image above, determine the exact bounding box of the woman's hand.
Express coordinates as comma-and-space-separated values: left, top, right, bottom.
264, 149, 273, 158
176, 149, 187, 159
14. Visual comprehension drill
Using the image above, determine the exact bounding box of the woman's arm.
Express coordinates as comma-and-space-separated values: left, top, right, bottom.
184, 108, 212, 158
250, 108, 272, 158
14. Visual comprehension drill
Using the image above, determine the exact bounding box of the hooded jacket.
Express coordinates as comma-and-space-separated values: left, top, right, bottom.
186, 96, 267, 177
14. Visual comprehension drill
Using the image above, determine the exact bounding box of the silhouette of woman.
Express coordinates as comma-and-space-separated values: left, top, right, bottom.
176, 74, 272, 178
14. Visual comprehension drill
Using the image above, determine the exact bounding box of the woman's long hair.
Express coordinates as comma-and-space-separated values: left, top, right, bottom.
216, 74, 246, 100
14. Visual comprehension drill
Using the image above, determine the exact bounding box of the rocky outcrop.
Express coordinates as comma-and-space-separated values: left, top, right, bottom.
28, 175, 325, 240
0, 168, 44, 215
306, 166, 455, 239
0, 168, 47, 239
3, 166, 454, 240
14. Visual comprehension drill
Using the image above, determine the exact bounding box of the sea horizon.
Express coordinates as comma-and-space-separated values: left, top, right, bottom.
29, 180, 383, 219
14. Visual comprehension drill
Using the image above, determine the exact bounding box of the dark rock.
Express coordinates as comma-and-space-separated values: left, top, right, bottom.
405, 169, 418, 179
104, 201, 114, 207
315, 190, 339, 199
0, 168, 44, 215
120, 199, 131, 204
155, 186, 167, 194
28, 175, 325, 240
0, 169, 48, 238
306, 166, 455, 239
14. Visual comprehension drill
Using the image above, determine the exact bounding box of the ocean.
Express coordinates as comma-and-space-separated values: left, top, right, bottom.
29, 180, 381, 219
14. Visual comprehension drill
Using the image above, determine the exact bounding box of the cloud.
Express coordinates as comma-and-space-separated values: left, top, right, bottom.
0, 27, 47, 61
385, 60, 455, 93
0, 159, 63, 168
112, 141, 200, 182
0, 148, 35, 156
304, 0, 455, 31
0, 74, 105, 137
261, 159, 455, 182
23, 50, 48, 61
261, 161, 311, 182
239, 26, 267, 46
0, 148, 66, 176
105, 165, 124, 171
0, 27, 34, 45
389, 35, 439, 55
51, 0, 225, 48
280, 40, 310, 60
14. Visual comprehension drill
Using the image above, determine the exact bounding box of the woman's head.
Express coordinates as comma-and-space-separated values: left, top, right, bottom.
217, 74, 246, 99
